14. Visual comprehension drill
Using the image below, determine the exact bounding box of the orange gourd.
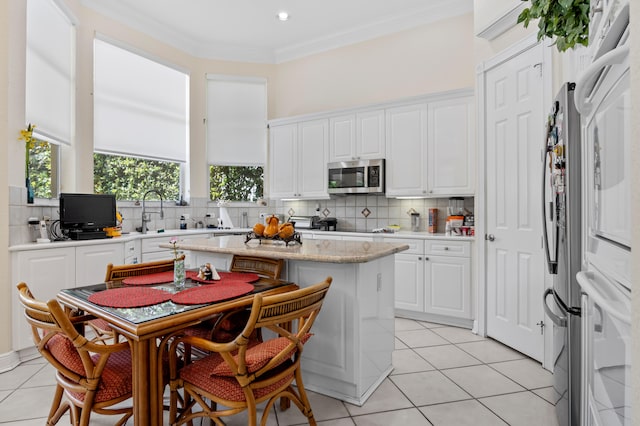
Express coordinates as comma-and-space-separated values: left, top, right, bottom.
253, 223, 265, 236
278, 222, 295, 239
263, 215, 280, 237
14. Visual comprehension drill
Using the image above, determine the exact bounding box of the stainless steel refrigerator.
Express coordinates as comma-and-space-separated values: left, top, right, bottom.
541, 82, 582, 426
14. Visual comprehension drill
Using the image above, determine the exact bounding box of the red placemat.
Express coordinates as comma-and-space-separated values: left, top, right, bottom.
88, 287, 172, 308
122, 271, 175, 286
171, 281, 255, 305
189, 271, 260, 284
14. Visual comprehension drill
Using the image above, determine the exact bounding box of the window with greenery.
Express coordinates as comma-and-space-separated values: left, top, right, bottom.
28, 141, 58, 199
94, 153, 180, 201
209, 165, 263, 202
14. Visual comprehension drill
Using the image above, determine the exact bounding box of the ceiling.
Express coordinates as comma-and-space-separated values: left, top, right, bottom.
80, 0, 473, 64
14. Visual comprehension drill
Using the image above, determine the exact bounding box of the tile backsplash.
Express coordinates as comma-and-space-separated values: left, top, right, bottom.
9, 185, 474, 245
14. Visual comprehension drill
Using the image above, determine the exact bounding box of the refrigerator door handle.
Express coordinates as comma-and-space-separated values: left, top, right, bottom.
543, 288, 567, 327
541, 147, 558, 274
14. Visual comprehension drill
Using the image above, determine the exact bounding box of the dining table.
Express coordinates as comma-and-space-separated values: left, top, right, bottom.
57, 271, 298, 426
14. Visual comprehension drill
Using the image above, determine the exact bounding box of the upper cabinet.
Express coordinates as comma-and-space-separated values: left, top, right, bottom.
329, 110, 385, 162
386, 92, 474, 197
269, 119, 329, 200
269, 89, 475, 200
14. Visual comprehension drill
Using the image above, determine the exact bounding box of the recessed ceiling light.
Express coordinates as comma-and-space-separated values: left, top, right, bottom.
277, 11, 290, 21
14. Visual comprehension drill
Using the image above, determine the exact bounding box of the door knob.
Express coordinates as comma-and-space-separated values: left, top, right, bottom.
485, 234, 495, 242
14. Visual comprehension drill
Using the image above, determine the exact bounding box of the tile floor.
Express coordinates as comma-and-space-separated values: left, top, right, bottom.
0, 318, 560, 425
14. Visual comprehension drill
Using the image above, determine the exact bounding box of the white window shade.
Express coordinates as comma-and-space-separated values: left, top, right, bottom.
94, 38, 189, 163
206, 76, 266, 166
26, 0, 75, 146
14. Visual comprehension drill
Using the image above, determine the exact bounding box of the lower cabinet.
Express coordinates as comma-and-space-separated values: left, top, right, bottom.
76, 244, 124, 286
394, 239, 472, 327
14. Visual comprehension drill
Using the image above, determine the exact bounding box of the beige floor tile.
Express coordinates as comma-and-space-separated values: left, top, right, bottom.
395, 328, 449, 348
0, 390, 11, 403
391, 370, 471, 406
0, 385, 58, 422
489, 358, 554, 389
414, 344, 482, 370
20, 363, 57, 388
430, 326, 486, 344
417, 321, 448, 329
419, 399, 508, 425
395, 337, 408, 350
532, 386, 562, 405
479, 391, 560, 426
395, 317, 425, 331
345, 379, 413, 416
441, 365, 525, 398
277, 390, 349, 425
0, 363, 44, 391
391, 349, 435, 375
318, 418, 356, 426
352, 408, 431, 426
456, 339, 525, 363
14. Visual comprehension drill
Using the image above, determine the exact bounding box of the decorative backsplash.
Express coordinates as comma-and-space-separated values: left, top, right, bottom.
9, 185, 474, 245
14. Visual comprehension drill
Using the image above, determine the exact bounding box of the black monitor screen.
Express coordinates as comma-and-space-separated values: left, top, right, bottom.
59, 193, 116, 231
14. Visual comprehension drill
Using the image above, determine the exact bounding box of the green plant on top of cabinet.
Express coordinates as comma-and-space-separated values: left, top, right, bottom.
329, 110, 385, 162
269, 119, 329, 200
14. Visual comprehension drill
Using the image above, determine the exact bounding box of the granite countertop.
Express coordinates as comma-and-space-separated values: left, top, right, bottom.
162, 235, 410, 264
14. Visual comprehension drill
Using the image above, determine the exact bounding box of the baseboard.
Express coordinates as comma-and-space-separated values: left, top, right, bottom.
0, 350, 21, 373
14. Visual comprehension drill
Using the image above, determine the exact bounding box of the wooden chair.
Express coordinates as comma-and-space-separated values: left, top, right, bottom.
168, 277, 332, 426
16, 282, 133, 426
88, 258, 178, 342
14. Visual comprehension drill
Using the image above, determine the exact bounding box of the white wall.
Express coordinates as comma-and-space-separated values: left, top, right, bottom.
630, 0, 639, 417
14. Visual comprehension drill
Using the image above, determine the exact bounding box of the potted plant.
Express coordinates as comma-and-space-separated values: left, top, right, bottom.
517, 0, 590, 52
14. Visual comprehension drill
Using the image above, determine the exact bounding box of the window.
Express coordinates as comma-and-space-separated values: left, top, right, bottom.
206, 75, 266, 202
93, 37, 189, 200
25, 0, 75, 199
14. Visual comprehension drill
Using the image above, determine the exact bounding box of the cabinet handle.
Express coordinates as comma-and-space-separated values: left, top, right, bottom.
425, 257, 429, 261
418, 256, 422, 260
444, 247, 449, 251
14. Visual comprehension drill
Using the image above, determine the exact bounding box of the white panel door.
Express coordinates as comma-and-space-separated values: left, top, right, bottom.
329, 115, 356, 162
269, 124, 297, 198
76, 244, 125, 286
356, 110, 385, 159
394, 253, 424, 312
425, 255, 471, 319
485, 43, 545, 361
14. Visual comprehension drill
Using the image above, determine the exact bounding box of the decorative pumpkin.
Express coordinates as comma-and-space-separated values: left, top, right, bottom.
253, 223, 265, 236
278, 222, 295, 239
263, 215, 280, 237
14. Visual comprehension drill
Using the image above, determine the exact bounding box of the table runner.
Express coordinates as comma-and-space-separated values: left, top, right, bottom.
171, 281, 255, 305
88, 287, 173, 308
122, 270, 176, 285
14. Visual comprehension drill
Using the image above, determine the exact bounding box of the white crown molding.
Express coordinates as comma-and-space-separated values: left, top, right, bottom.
81, 0, 472, 64
274, 0, 474, 64
475, 2, 527, 41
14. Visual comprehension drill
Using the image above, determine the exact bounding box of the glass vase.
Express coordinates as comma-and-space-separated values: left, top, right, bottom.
174, 257, 186, 290
26, 177, 34, 204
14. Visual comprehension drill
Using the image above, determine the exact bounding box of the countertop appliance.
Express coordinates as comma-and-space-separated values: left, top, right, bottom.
288, 215, 321, 230
541, 82, 582, 426
328, 159, 384, 194
574, 5, 631, 425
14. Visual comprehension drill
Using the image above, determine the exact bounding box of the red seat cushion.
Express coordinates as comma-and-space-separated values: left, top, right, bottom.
46, 334, 133, 403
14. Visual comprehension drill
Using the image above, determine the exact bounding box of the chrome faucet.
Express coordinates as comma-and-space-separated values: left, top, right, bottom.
141, 189, 164, 234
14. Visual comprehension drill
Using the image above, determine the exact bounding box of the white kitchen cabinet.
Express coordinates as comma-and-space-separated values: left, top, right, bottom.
393, 238, 472, 327
12, 247, 76, 351
269, 120, 329, 200
385, 103, 428, 197
427, 97, 475, 195
329, 110, 385, 162
385, 93, 474, 198
76, 243, 125, 286
124, 239, 140, 264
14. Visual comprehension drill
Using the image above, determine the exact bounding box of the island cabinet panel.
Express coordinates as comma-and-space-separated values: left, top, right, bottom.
287, 255, 395, 405
12, 247, 76, 352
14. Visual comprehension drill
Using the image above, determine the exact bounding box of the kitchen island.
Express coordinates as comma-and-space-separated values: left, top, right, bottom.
165, 235, 409, 405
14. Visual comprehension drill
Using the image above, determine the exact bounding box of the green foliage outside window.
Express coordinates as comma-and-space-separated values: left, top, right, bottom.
27, 142, 53, 199
94, 153, 180, 201
209, 165, 263, 202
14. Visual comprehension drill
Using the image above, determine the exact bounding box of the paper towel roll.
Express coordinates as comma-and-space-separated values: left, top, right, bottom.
218, 207, 234, 228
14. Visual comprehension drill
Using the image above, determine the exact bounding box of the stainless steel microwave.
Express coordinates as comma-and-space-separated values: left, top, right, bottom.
328, 159, 385, 194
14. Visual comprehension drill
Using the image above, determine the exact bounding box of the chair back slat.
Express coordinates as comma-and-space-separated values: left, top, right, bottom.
230, 255, 284, 279
104, 258, 177, 282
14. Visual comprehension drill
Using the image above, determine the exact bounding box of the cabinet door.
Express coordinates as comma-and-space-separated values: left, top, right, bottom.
385, 104, 428, 197
357, 110, 385, 159
269, 124, 298, 199
298, 119, 329, 199
427, 97, 475, 195
425, 255, 471, 319
12, 248, 76, 351
76, 244, 125, 286
394, 253, 425, 312
329, 115, 356, 162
